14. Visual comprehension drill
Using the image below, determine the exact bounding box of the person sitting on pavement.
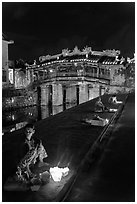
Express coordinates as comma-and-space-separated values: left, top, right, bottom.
108, 94, 117, 104
16, 123, 48, 184
109, 94, 122, 104
92, 114, 104, 121
94, 97, 108, 112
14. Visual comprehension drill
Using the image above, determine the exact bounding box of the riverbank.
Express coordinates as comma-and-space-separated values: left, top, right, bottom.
65, 92, 135, 202
2, 93, 128, 201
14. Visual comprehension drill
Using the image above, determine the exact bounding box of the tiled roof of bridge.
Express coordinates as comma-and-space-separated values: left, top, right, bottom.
39, 53, 117, 65
88, 54, 101, 62
98, 56, 116, 63
39, 57, 58, 64
37, 47, 126, 68
39, 47, 121, 64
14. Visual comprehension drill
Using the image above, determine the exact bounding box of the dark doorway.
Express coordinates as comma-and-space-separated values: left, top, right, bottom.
76, 85, 79, 105
37, 86, 41, 106
48, 85, 52, 106
63, 86, 66, 111
99, 85, 102, 96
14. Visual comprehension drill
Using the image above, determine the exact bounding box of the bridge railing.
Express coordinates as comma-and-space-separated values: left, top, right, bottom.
56, 71, 78, 77
99, 73, 110, 80
34, 71, 110, 82
84, 72, 98, 78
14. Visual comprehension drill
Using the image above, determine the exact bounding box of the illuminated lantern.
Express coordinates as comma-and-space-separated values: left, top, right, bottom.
50, 167, 62, 182
49, 166, 69, 182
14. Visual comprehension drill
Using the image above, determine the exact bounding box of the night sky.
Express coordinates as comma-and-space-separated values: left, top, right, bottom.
2, 2, 135, 61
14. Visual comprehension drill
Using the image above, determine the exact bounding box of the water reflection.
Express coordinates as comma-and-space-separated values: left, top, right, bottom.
2, 103, 77, 134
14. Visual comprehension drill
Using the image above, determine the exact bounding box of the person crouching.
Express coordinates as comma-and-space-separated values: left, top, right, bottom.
16, 123, 48, 183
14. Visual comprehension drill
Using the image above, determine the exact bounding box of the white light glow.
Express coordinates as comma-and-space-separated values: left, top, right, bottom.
109, 108, 117, 112
12, 115, 15, 120
11, 98, 14, 103
50, 166, 69, 182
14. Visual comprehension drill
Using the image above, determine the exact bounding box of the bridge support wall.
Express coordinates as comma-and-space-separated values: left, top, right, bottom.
79, 83, 89, 104
100, 85, 106, 96
52, 84, 63, 106
89, 84, 100, 100
40, 84, 51, 106
52, 106, 63, 115
66, 85, 77, 104
88, 84, 94, 100
40, 81, 108, 107
41, 106, 51, 119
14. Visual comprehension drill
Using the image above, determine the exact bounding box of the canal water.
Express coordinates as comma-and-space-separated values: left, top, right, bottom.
2, 103, 77, 135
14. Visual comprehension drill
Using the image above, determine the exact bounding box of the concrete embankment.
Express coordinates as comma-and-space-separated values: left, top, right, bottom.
64, 92, 135, 202
2, 93, 127, 202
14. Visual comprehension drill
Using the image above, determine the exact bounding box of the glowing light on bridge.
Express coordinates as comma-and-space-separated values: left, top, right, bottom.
49, 69, 53, 73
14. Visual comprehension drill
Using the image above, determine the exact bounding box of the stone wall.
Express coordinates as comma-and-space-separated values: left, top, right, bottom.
66, 85, 77, 104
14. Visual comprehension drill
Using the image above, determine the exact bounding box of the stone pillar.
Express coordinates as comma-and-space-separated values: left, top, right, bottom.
88, 84, 94, 100
66, 85, 77, 104
100, 85, 105, 96
52, 83, 63, 106
97, 67, 99, 78
92, 83, 100, 99
79, 83, 88, 104
76, 85, 79, 105
52, 106, 63, 115
40, 106, 50, 119
40, 84, 51, 106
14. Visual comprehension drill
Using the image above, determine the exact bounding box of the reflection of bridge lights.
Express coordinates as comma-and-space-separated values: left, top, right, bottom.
6, 99, 10, 104
16, 122, 27, 130
10, 128, 15, 132
6, 114, 12, 120
11, 98, 14, 103
12, 114, 15, 121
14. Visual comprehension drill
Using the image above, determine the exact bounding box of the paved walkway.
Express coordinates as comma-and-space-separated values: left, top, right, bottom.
65, 92, 135, 202
2, 93, 127, 201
